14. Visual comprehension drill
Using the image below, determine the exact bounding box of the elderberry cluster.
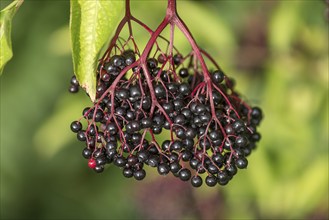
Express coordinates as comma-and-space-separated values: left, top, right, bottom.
69, 47, 263, 187
69, 0, 264, 187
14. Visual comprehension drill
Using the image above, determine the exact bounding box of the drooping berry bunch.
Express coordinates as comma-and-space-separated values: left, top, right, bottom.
70, 0, 263, 187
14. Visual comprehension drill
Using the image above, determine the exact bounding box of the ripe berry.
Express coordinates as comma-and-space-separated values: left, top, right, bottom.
235, 157, 248, 169
205, 175, 217, 187
212, 70, 225, 84
191, 176, 203, 187
179, 168, 191, 181
134, 169, 146, 180
123, 168, 134, 178
179, 68, 189, 78
94, 165, 104, 173
157, 163, 170, 175
70, 121, 82, 133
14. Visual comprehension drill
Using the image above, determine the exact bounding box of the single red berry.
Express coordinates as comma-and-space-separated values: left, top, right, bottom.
88, 158, 97, 169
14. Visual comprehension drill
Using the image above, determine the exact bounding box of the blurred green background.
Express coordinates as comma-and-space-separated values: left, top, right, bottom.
1, 0, 328, 219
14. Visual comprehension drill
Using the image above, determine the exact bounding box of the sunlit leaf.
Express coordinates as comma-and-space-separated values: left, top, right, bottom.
70, 0, 124, 101
0, 0, 24, 75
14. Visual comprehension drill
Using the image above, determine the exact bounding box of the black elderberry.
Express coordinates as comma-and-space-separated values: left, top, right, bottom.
127, 155, 139, 166
160, 70, 170, 82
179, 168, 191, 181
163, 121, 171, 130
77, 130, 87, 141
88, 124, 98, 136
166, 152, 177, 161
232, 120, 246, 134
126, 121, 140, 133
207, 163, 219, 174
137, 150, 149, 163
123, 52, 136, 66
205, 175, 217, 187
69, 85, 79, 93
134, 169, 146, 181
105, 141, 117, 151
225, 124, 234, 135
106, 149, 117, 159
235, 157, 248, 169
189, 158, 199, 169
104, 63, 120, 76
154, 84, 166, 98
157, 163, 170, 175
123, 167, 134, 178
167, 82, 179, 94
181, 108, 192, 119
116, 89, 130, 100
94, 109, 104, 122
217, 171, 229, 185
152, 126, 162, 134
147, 155, 160, 167
126, 110, 135, 121
170, 140, 183, 152
175, 127, 186, 139
212, 70, 225, 84
226, 164, 237, 176
179, 68, 189, 78
235, 135, 248, 148
70, 75, 79, 86
185, 127, 196, 139
170, 161, 181, 173
181, 150, 192, 161
147, 58, 158, 70
94, 165, 104, 173
173, 99, 184, 111
70, 121, 82, 133
183, 138, 194, 150
173, 54, 182, 65
114, 156, 127, 167
251, 132, 261, 142
251, 107, 263, 119
191, 176, 203, 187
162, 102, 174, 113
96, 157, 107, 166
141, 118, 152, 128
107, 123, 118, 135
178, 83, 191, 96
82, 147, 92, 159
131, 133, 142, 143
148, 145, 159, 154
129, 84, 142, 98
110, 55, 125, 67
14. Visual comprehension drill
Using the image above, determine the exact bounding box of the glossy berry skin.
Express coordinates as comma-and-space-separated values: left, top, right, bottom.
157, 163, 170, 175
235, 157, 248, 169
123, 168, 134, 178
134, 169, 146, 180
70, 121, 82, 133
179, 168, 191, 181
88, 158, 97, 169
212, 70, 225, 84
205, 175, 217, 187
179, 68, 189, 78
191, 176, 203, 187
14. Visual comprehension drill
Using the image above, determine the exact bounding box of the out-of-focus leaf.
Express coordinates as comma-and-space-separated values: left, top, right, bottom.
70, 0, 124, 101
33, 94, 89, 158
269, 1, 301, 53
0, 0, 24, 75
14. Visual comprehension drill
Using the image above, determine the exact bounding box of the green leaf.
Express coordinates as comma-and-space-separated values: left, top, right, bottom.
0, 0, 24, 75
70, 0, 124, 101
